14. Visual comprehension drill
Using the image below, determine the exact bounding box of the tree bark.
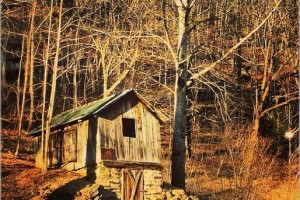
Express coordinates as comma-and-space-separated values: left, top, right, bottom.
28, 4, 36, 130
15, 0, 37, 158
1, 38, 8, 86
171, 0, 191, 189
41, 0, 54, 170
73, 26, 80, 108
43, 0, 63, 172
17, 37, 25, 117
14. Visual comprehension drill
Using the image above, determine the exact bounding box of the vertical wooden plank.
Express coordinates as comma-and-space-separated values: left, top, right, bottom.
99, 117, 105, 147
124, 135, 129, 161
107, 115, 113, 149
147, 110, 155, 162
103, 118, 107, 148
140, 107, 146, 162
84, 121, 89, 167
141, 110, 145, 162
129, 170, 143, 200
130, 101, 136, 161
124, 102, 130, 161
136, 103, 143, 161
156, 119, 161, 162
80, 121, 86, 168
142, 107, 149, 162
153, 113, 160, 162
121, 168, 124, 200
74, 125, 80, 169
108, 110, 116, 149
132, 99, 138, 161
141, 172, 144, 200
96, 117, 101, 163
106, 117, 110, 149
75, 124, 81, 169
124, 169, 133, 200
102, 116, 109, 149
147, 111, 155, 162
115, 115, 123, 160
75, 120, 89, 169
133, 102, 141, 162
151, 116, 157, 162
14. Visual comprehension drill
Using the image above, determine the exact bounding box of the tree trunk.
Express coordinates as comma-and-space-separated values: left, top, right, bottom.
28, 10, 36, 130
102, 53, 108, 98
243, 115, 260, 184
14, 0, 36, 158
186, 88, 193, 158
172, 77, 187, 188
244, 83, 264, 183
1, 38, 8, 86
43, 0, 63, 172
17, 37, 25, 118
73, 27, 80, 108
171, 0, 191, 189
73, 64, 78, 108
41, 0, 54, 170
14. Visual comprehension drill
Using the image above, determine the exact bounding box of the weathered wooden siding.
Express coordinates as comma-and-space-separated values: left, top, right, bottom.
35, 121, 91, 170
98, 95, 161, 163
34, 91, 163, 199
72, 120, 89, 170
35, 94, 161, 169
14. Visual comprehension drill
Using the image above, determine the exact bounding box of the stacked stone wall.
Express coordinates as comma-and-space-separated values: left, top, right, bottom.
87, 164, 163, 199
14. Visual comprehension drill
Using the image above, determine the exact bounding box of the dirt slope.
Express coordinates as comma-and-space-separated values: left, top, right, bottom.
1, 153, 91, 200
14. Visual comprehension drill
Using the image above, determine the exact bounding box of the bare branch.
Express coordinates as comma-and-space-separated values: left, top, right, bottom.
260, 96, 299, 118
107, 69, 129, 96
189, 0, 283, 82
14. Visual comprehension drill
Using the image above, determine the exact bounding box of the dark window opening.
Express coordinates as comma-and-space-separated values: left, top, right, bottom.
122, 118, 136, 138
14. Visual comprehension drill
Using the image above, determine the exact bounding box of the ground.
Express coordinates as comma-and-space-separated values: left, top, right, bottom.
1, 152, 90, 199
1, 129, 92, 200
1, 130, 299, 199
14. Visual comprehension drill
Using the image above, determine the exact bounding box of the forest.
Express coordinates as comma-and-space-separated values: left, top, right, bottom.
1, 0, 299, 199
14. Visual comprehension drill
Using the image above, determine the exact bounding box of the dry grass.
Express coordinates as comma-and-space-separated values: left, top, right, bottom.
161, 126, 299, 199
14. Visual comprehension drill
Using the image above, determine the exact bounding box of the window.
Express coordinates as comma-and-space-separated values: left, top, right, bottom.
122, 118, 136, 138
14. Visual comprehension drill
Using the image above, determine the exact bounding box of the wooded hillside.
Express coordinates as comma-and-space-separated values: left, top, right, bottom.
1, 0, 299, 199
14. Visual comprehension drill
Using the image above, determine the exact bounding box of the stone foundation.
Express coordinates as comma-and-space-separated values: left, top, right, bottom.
79, 163, 163, 200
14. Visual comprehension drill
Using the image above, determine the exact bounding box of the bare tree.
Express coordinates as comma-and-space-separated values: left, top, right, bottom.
43, 0, 63, 172
14, 0, 37, 158
243, 0, 298, 181
168, 0, 284, 189
169, 0, 194, 189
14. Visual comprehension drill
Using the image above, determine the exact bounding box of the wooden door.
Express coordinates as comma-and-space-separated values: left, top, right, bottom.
123, 169, 143, 200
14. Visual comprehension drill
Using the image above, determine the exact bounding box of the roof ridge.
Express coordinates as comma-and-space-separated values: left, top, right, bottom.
27, 88, 168, 136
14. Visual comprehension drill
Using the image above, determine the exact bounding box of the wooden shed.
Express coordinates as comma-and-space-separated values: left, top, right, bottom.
28, 88, 167, 199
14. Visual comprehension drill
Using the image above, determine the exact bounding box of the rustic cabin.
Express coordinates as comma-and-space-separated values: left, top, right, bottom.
27, 88, 167, 199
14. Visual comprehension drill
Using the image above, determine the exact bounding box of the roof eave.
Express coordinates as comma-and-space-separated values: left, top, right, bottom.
27, 88, 168, 136
133, 90, 168, 124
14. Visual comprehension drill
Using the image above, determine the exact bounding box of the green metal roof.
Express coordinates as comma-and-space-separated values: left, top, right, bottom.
27, 88, 167, 136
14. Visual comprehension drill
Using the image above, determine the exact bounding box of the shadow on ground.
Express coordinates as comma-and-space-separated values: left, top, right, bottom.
47, 165, 118, 199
